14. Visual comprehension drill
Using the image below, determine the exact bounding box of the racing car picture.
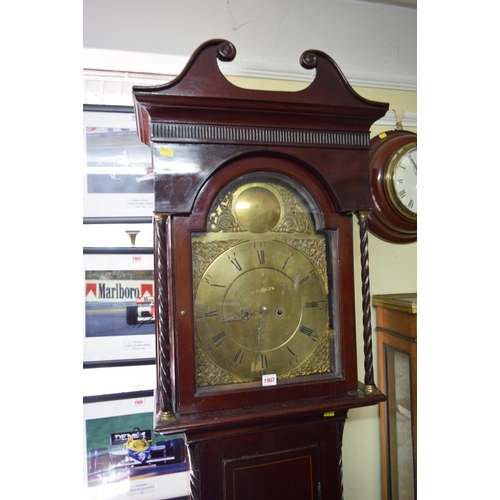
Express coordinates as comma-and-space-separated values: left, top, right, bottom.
126, 295, 155, 326
87, 427, 186, 486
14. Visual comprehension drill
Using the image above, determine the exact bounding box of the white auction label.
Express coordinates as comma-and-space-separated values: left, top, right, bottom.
262, 374, 277, 386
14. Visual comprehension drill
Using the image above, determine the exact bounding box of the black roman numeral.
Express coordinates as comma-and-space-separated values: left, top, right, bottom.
203, 274, 225, 288
287, 346, 299, 365
204, 310, 220, 317
305, 300, 326, 310
299, 270, 318, 286
252, 352, 269, 373
257, 250, 265, 265
230, 349, 244, 367
206, 331, 226, 350
255, 242, 266, 265
282, 253, 293, 269
260, 354, 268, 369
228, 253, 243, 272
305, 301, 318, 308
300, 325, 319, 342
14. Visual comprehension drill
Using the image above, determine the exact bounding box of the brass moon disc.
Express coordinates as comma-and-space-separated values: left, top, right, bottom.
234, 187, 281, 233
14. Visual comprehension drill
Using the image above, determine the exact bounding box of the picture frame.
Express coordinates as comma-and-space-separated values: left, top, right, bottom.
83, 217, 154, 249
83, 105, 154, 218
83, 391, 190, 500
83, 251, 155, 364
83, 362, 156, 397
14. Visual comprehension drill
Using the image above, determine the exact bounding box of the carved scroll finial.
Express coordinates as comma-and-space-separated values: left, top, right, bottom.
217, 41, 236, 61
300, 50, 319, 70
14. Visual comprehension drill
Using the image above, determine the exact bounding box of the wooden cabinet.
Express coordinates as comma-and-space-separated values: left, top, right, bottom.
188, 412, 347, 500
374, 294, 417, 500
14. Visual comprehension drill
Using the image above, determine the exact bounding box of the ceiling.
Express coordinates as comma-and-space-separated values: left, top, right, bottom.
83, 0, 417, 91
361, 0, 416, 7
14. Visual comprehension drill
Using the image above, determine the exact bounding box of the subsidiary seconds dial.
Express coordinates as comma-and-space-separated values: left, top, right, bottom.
194, 239, 329, 381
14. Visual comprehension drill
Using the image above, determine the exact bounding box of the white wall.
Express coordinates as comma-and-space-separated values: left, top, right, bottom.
83, 0, 416, 90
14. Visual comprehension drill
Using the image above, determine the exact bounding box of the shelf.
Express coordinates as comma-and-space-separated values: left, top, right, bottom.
373, 293, 417, 314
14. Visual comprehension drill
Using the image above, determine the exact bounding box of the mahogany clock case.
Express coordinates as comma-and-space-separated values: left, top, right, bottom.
132, 39, 388, 432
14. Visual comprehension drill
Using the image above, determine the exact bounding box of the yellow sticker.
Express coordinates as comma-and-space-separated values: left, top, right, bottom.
159, 147, 174, 158
323, 411, 336, 417
378, 132, 387, 139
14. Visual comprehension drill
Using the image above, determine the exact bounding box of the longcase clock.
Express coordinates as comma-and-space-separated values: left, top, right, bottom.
132, 39, 388, 500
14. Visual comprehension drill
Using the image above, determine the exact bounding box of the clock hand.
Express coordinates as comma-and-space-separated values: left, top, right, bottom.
256, 305, 269, 351
220, 314, 244, 323
252, 286, 275, 295
220, 309, 259, 322
407, 153, 417, 173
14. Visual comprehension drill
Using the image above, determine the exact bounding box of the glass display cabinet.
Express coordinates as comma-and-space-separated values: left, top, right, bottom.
374, 293, 417, 500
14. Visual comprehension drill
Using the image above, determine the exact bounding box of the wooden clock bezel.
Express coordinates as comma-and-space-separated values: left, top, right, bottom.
367, 130, 417, 244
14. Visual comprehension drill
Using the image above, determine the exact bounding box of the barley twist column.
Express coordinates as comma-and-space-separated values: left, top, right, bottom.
335, 419, 346, 500
356, 211, 380, 394
155, 214, 175, 421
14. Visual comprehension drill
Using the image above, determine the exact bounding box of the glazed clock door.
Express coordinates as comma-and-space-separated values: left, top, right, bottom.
170, 158, 355, 416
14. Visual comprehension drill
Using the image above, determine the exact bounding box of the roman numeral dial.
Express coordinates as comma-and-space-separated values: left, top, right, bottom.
193, 239, 330, 382
387, 142, 417, 217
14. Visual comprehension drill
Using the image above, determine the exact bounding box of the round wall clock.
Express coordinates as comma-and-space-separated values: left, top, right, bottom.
367, 130, 417, 243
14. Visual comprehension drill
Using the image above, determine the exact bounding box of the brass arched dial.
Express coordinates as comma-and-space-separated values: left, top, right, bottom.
191, 175, 335, 387
194, 239, 328, 381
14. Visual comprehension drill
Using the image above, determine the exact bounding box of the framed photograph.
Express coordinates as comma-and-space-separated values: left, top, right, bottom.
83, 363, 156, 397
83, 252, 155, 363
83, 391, 190, 500
83, 105, 154, 217
83, 218, 154, 249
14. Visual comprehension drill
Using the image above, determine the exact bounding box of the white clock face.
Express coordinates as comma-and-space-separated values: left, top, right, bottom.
388, 143, 417, 217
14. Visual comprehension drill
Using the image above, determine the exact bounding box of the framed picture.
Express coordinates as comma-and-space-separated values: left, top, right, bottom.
83, 105, 154, 217
83, 363, 157, 397
83, 218, 154, 249
83, 252, 155, 363
83, 391, 190, 500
